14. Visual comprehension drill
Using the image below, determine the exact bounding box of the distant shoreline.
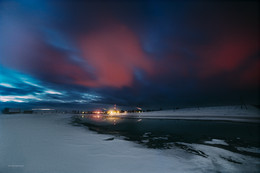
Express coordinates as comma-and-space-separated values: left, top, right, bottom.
109, 115, 260, 124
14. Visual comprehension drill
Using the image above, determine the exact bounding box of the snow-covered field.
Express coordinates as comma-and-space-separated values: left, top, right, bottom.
123, 105, 260, 123
0, 113, 259, 173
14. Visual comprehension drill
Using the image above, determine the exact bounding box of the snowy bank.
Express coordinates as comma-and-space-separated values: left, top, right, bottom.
122, 105, 260, 123
0, 114, 259, 173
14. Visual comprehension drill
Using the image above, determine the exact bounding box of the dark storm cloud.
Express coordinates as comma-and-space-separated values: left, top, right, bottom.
0, 0, 259, 108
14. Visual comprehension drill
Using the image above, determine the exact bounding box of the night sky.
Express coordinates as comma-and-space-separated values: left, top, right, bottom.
0, 0, 259, 109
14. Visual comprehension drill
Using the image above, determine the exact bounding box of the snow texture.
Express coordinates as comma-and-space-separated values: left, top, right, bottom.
204, 139, 229, 146
124, 105, 260, 123
0, 113, 259, 173
237, 147, 260, 154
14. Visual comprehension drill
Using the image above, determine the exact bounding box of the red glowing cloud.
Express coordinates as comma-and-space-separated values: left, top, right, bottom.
79, 24, 153, 88
196, 35, 258, 78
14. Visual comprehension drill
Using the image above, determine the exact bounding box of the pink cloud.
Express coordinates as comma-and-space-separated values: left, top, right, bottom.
79, 24, 153, 88
195, 34, 258, 79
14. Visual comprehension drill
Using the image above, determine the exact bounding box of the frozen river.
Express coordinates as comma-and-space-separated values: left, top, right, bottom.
0, 113, 260, 173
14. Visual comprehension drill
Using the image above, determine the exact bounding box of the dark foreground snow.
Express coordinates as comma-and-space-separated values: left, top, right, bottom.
0, 113, 259, 173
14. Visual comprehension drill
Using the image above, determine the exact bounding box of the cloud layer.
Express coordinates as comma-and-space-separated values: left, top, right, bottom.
0, 0, 259, 108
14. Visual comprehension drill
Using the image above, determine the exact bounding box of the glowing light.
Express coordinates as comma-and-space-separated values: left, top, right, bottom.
94, 115, 100, 118
90, 114, 103, 121
107, 110, 120, 115
106, 116, 118, 121
93, 110, 102, 114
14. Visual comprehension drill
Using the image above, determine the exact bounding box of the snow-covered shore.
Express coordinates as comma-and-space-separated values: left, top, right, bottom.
0, 113, 259, 173
123, 105, 260, 123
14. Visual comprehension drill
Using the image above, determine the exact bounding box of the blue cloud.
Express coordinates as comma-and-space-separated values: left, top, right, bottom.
0, 65, 101, 104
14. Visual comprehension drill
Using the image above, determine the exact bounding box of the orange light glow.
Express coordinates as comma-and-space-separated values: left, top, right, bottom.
107, 110, 120, 115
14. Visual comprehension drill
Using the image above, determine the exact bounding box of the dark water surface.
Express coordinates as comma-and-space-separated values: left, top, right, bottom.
73, 115, 260, 158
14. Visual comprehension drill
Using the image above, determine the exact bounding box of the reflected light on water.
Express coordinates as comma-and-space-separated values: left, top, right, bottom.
79, 114, 122, 125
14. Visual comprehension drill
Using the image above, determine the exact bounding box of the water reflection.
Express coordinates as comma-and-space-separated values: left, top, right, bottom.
80, 114, 123, 125
73, 114, 260, 158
